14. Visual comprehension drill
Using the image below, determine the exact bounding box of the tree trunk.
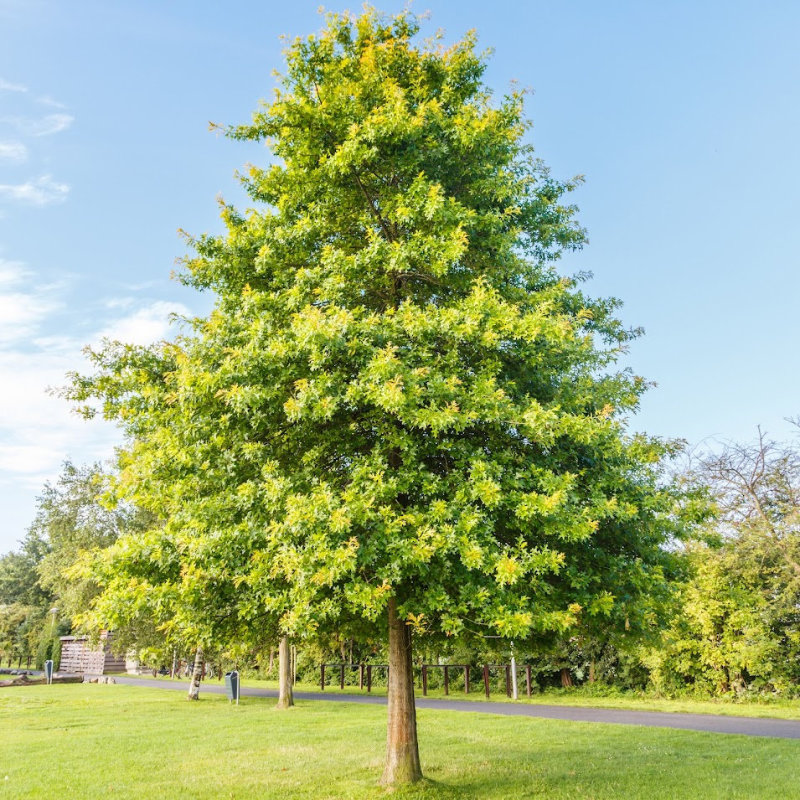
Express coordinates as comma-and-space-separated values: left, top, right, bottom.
276, 635, 294, 709
187, 647, 203, 700
381, 597, 422, 785
560, 668, 573, 688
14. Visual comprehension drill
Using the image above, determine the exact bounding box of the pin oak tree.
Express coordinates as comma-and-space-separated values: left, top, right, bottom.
68, 8, 683, 786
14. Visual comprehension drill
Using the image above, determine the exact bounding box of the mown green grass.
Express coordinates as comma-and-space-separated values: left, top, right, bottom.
0, 684, 798, 799
140, 672, 800, 720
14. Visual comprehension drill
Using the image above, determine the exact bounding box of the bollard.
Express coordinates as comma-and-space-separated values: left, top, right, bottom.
44, 659, 54, 685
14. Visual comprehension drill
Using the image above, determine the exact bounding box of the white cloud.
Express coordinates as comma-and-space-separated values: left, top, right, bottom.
0, 78, 27, 93
0, 349, 117, 485
0, 289, 191, 548
2, 112, 74, 137
0, 259, 60, 343
30, 113, 73, 136
0, 141, 27, 162
0, 174, 70, 206
0, 292, 59, 343
35, 95, 66, 110
0, 258, 29, 286
103, 297, 136, 310
96, 300, 190, 346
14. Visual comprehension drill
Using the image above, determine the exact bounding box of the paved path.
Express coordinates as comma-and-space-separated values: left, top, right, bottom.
115, 676, 800, 740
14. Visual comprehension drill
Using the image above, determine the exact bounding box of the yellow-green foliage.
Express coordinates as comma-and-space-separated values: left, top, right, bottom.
66, 9, 685, 657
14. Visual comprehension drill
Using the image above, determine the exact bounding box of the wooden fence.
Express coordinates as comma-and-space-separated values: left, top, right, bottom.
320, 662, 534, 698
3, 654, 33, 669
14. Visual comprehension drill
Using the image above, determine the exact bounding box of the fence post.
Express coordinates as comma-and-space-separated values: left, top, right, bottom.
443, 665, 449, 696
526, 665, 532, 697
340, 663, 345, 690
321, 664, 326, 691
422, 665, 428, 696
483, 664, 490, 698
359, 663, 364, 690
505, 664, 511, 697
464, 665, 470, 694
367, 665, 372, 693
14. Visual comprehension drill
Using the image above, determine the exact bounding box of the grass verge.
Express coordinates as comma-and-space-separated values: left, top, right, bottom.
0, 684, 798, 799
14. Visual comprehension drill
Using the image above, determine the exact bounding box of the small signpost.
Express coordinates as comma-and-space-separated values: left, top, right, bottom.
224, 670, 240, 705
44, 659, 54, 685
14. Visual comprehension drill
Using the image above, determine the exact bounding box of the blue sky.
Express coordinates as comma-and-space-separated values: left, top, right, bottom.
0, 0, 798, 551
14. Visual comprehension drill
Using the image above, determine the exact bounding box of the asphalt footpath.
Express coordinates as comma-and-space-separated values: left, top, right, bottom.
114, 676, 800, 740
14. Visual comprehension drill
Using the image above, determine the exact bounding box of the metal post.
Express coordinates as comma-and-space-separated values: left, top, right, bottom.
359, 663, 364, 690
464, 665, 470, 694
511, 651, 518, 700
483, 664, 490, 698
340, 663, 345, 690
443, 665, 449, 695
321, 664, 325, 691
367, 664, 372, 692
526, 664, 532, 697
422, 665, 428, 696
505, 664, 511, 697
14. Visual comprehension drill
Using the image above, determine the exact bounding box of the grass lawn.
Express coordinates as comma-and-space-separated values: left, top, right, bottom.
1, 684, 798, 799
140, 672, 800, 721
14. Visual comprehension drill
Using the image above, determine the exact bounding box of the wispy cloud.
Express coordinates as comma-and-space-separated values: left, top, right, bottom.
0, 258, 29, 286
3, 112, 74, 137
0, 259, 60, 343
0, 141, 27, 162
0, 174, 70, 206
0, 78, 27, 93
35, 95, 66, 110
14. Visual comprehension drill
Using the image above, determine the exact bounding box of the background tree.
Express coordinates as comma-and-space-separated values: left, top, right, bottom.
0, 532, 52, 667
647, 428, 800, 694
67, 8, 686, 785
0, 461, 141, 668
